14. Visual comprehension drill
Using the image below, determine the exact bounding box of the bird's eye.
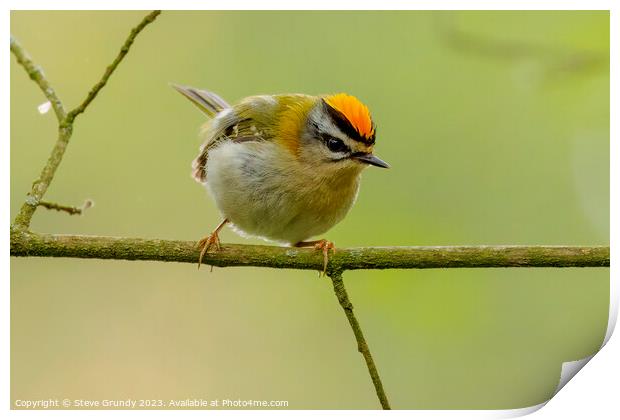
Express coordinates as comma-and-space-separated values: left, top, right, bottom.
326, 137, 348, 153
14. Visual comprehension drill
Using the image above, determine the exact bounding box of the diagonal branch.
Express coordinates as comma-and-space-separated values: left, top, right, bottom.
10, 11, 161, 231
10, 36, 66, 122
329, 270, 391, 409
11, 122, 74, 229
66, 10, 161, 123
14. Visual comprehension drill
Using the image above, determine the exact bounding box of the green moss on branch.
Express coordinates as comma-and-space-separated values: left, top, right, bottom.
10, 231, 609, 271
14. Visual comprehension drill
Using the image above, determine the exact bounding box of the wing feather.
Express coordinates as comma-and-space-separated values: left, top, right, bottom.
171, 84, 230, 117
174, 86, 280, 183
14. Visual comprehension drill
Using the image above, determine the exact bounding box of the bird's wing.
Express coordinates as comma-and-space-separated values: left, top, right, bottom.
174, 86, 291, 183
191, 104, 274, 184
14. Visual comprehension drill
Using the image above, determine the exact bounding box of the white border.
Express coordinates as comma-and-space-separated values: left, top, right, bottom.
3, 1, 616, 419
0, 1, 616, 11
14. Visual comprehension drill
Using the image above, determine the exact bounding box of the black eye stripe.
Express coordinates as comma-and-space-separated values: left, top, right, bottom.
325, 137, 350, 153
310, 121, 352, 156
314, 130, 351, 154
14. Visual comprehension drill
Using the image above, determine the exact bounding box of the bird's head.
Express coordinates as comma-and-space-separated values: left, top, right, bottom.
294, 93, 389, 173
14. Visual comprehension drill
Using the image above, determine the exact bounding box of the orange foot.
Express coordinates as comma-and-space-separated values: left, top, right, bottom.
197, 219, 228, 269
295, 239, 336, 276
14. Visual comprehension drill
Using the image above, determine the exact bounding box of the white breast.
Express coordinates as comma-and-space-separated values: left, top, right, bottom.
205, 140, 361, 245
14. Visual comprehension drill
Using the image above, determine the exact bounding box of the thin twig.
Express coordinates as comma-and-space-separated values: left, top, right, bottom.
9, 232, 610, 270
10, 11, 160, 230
38, 199, 93, 216
329, 270, 391, 409
9, 36, 67, 122
65, 10, 161, 123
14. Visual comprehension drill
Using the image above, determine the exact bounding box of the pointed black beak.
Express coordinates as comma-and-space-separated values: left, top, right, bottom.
355, 154, 390, 168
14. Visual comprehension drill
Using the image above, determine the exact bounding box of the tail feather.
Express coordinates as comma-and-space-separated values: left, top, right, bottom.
171, 83, 230, 117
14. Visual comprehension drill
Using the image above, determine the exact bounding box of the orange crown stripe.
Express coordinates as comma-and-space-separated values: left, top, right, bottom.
324, 93, 375, 139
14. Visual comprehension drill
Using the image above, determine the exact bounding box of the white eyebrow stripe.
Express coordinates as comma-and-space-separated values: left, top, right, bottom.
311, 106, 352, 143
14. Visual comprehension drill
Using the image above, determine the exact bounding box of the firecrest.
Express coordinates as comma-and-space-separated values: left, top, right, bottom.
173, 85, 389, 274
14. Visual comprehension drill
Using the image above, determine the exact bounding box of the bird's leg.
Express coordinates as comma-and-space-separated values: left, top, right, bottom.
197, 218, 228, 269
294, 239, 336, 276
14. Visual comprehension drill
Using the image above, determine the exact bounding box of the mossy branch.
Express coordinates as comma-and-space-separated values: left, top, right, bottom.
10, 36, 66, 121
10, 231, 609, 270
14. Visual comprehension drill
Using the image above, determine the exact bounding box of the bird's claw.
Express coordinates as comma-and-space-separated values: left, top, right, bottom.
197, 232, 221, 269
314, 240, 336, 276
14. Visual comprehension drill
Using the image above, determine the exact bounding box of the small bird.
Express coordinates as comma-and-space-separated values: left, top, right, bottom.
173, 85, 389, 274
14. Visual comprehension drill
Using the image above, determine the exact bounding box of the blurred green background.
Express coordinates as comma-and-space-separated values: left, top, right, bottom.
10, 11, 609, 409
